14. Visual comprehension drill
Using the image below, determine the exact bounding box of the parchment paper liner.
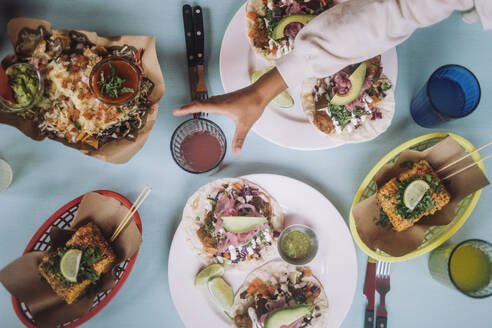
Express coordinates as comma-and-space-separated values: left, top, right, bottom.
352, 136, 489, 257
0, 17, 165, 164
0, 192, 143, 327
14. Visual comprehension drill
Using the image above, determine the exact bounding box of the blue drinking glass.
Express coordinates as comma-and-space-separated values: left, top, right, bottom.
410, 65, 481, 128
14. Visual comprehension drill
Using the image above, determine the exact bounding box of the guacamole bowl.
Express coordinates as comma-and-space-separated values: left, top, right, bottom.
0, 63, 44, 112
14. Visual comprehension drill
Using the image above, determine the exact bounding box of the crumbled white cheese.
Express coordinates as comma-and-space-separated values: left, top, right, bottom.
228, 245, 237, 261
247, 247, 254, 255
264, 230, 272, 242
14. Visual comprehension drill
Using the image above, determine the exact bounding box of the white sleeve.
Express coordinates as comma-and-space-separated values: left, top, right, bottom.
275, 0, 490, 88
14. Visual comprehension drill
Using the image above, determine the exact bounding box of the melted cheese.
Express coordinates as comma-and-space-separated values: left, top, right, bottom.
38, 49, 137, 143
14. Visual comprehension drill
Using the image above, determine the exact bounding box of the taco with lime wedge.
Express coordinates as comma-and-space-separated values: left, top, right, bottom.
231, 260, 328, 328
246, 0, 335, 60
182, 178, 284, 271
301, 55, 395, 143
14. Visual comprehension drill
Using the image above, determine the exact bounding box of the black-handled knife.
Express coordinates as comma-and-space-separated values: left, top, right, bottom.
192, 6, 204, 66
376, 316, 387, 328
182, 4, 197, 100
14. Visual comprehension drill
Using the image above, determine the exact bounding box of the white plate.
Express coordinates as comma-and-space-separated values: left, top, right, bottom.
219, 4, 398, 150
169, 174, 357, 328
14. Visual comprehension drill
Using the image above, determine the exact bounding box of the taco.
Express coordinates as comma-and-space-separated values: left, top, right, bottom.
246, 0, 336, 60
231, 260, 328, 328
183, 178, 284, 270
301, 56, 395, 143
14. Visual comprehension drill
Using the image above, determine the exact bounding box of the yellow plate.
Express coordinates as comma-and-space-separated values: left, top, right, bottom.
349, 132, 485, 262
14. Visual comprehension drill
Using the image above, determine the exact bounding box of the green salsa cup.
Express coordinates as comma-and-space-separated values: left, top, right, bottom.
278, 224, 318, 265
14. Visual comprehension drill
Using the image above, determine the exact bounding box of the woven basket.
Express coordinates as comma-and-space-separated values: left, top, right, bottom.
12, 190, 142, 327
349, 132, 485, 262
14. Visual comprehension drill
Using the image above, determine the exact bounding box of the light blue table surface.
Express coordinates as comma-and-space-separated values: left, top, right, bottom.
0, 1, 491, 327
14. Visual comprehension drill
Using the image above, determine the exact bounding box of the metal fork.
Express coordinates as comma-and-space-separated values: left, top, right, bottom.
375, 261, 391, 328
192, 6, 208, 118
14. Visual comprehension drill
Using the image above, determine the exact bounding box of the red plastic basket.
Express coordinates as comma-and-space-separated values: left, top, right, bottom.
11, 190, 142, 328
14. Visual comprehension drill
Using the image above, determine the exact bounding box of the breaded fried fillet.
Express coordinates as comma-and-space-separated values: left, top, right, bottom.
377, 160, 451, 232
66, 222, 116, 275
38, 222, 116, 304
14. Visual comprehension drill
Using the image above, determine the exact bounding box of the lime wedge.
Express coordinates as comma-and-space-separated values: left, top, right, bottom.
403, 180, 430, 211
273, 91, 294, 108
194, 264, 225, 287
250, 69, 265, 84
208, 277, 234, 309
60, 249, 82, 283
250, 68, 294, 108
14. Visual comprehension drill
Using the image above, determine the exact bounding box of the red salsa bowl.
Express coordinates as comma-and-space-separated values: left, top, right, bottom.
90, 57, 141, 105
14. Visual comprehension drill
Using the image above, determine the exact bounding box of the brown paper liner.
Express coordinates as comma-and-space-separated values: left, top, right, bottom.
0, 192, 142, 327
0, 17, 165, 164
352, 136, 489, 257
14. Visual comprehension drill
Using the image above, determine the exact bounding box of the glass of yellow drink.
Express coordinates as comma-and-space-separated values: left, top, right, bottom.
428, 239, 492, 298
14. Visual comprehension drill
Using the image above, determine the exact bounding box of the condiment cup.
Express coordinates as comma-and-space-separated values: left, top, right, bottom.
278, 224, 319, 265
170, 118, 227, 174
89, 57, 141, 105
0, 63, 44, 113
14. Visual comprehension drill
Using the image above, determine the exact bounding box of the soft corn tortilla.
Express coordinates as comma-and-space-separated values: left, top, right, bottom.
301, 75, 395, 143
182, 178, 284, 271
246, 0, 277, 61
231, 260, 329, 328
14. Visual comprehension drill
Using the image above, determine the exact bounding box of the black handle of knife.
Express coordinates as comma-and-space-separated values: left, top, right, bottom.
376, 316, 387, 328
182, 4, 195, 67
192, 5, 204, 66
364, 309, 375, 328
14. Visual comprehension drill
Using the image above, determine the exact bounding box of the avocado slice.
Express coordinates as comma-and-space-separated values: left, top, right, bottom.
272, 14, 316, 40
222, 216, 266, 233
264, 305, 313, 328
330, 62, 367, 106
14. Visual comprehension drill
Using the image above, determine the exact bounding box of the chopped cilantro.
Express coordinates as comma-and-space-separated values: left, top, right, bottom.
98, 63, 134, 99
204, 219, 215, 236
375, 208, 390, 227
328, 104, 352, 129
353, 106, 366, 118
381, 81, 392, 91
69, 117, 81, 130
399, 161, 413, 169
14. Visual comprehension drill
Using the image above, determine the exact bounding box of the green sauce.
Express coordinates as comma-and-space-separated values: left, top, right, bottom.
6, 64, 39, 108
280, 230, 311, 259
